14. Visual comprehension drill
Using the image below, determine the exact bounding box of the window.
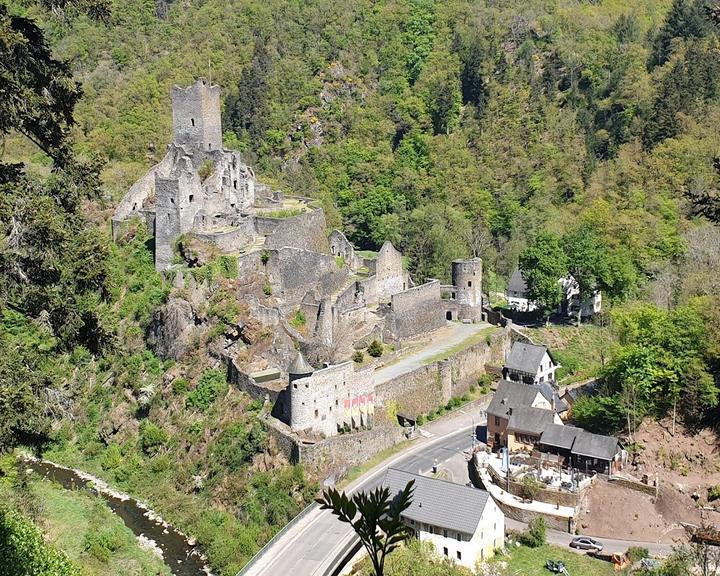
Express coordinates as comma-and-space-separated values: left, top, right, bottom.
293, 384, 297, 389
468, 281, 472, 287
456, 532, 461, 542
189, 194, 194, 203
443, 529, 447, 538
443, 547, 448, 557
191, 118, 195, 126
314, 409, 319, 418
456, 551, 462, 561
494, 416, 500, 426
233, 180, 238, 189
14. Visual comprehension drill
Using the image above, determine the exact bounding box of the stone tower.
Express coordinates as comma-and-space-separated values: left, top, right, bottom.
452, 258, 483, 320
288, 352, 314, 385
171, 78, 222, 152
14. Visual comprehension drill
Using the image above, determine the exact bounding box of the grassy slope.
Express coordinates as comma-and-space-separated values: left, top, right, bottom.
496, 544, 618, 576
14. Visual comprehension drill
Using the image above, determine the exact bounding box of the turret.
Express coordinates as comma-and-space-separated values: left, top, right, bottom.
452, 258, 483, 320
288, 352, 313, 384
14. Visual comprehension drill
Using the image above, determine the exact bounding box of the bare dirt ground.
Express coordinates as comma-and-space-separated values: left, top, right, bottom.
581, 418, 720, 543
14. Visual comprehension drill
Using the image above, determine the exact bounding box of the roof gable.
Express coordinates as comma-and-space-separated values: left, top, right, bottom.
504, 342, 556, 375
383, 469, 491, 535
487, 380, 544, 417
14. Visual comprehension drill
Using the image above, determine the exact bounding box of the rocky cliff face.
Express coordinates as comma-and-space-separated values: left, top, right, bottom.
147, 298, 198, 360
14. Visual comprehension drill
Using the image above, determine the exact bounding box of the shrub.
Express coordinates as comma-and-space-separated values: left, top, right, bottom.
367, 340, 383, 358
83, 525, 125, 563
519, 517, 546, 548
139, 420, 168, 454
198, 159, 214, 181
172, 377, 189, 394
186, 369, 228, 412
289, 309, 306, 328
626, 546, 649, 562
520, 475, 542, 502
352, 350, 364, 364
477, 373, 493, 394
708, 485, 720, 501
263, 282, 272, 296
260, 250, 270, 265
335, 255, 345, 268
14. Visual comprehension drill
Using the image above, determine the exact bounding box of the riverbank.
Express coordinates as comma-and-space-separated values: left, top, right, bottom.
20, 454, 213, 576
1, 453, 170, 575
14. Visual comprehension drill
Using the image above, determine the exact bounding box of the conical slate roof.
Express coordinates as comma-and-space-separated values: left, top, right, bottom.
289, 352, 313, 375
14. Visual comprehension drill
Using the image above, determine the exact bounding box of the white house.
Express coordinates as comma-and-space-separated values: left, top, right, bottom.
506, 269, 601, 318
502, 342, 559, 385
383, 468, 504, 569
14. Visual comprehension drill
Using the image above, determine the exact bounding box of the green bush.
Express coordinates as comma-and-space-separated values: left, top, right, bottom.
520, 475, 542, 501
186, 369, 228, 412
626, 546, 649, 562
367, 340, 383, 358
519, 517, 546, 548
83, 525, 126, 563
709, 485, 720, 502
198, 159, 214, 181
172, 378, 189, 394
0, 507, 80, 575
352, 350, 364, 364
263, 282, 272, 296
139, 420, 168, 454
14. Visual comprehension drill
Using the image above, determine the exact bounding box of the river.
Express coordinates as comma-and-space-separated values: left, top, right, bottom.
22, 456, 212, 576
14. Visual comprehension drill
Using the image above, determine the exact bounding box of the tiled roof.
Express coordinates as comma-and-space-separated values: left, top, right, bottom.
383, 468, 492, 535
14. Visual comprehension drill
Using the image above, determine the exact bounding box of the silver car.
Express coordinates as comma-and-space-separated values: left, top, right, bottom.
570, 536, 603, 552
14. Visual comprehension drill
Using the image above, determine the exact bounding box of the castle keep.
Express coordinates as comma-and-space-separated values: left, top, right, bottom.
116, 80, 493, 446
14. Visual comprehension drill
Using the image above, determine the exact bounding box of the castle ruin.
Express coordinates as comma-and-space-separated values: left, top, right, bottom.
115, 80, 491, 443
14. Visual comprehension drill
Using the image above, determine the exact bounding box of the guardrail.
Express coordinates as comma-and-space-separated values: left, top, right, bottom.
235, 502, 318, 576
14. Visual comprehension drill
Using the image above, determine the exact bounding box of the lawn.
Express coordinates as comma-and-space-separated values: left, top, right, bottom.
524, 324, 613, 384
494, 544, 618, 576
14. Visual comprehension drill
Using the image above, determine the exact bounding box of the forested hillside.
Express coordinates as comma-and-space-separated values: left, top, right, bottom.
2, 0, 720, 574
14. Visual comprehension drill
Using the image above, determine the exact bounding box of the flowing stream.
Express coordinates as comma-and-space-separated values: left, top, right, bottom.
22, 456, 212, 576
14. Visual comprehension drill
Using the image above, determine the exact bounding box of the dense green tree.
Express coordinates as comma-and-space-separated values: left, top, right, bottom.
650, 0, 711, 67
519, 232, 568, 322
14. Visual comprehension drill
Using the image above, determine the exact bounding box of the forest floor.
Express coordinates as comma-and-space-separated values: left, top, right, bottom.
580, 418, 720, 543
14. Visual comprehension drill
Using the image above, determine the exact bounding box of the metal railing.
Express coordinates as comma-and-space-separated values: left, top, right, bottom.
235, 502, 318, 576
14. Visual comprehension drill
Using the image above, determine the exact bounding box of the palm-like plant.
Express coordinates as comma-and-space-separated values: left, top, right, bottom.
317, 480, 415, 576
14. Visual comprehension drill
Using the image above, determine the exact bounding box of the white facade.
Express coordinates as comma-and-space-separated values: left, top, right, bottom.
506, 271, 601, 318
505, 350, 558, 385
406, 497, 504, 569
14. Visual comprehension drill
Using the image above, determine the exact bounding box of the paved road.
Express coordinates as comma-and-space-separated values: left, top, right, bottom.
373, 322, 492, 385
505, 519, 674, 558
243, 408, 485, 576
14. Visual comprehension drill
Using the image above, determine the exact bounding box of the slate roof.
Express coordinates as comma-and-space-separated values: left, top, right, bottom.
383, 468, 491, 535
504, 342, 556, 375
539, 424, 581, 450
562, 380, 599, 404
487, 380, 543, 417
288, 352, 313, 375
537, 382, 569, 413
571, 430, 619, 461
507, 407, 557, 436
508, 268, 528, 295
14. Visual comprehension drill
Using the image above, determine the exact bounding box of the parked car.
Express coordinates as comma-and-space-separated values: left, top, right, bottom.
569, 536, 603, 551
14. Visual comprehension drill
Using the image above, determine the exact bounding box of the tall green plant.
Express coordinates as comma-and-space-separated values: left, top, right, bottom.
317, 481, 415, 576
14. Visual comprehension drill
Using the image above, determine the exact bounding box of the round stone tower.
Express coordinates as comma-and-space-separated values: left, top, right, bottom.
452, 258, 483, 320
288, 352, 314, 431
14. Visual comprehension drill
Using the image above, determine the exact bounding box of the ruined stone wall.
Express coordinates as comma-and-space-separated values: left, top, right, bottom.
357, 276, 378, 307
192, 217, 255, 252
269, 247, 348, 307
261, 208, 329, 253
290, 362, 375, 436
329, 230, 363, 271
334, 282, 360, 312
265, 418, 403, 481
375, 242, 407, 302
386, 280, 445, 341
